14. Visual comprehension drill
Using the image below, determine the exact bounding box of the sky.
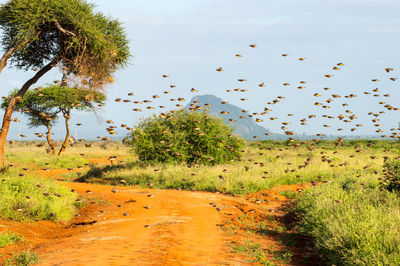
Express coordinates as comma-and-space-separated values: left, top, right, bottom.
0, 0, 400, 140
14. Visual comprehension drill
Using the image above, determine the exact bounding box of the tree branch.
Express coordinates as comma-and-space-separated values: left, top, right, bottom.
53, 20, 76, 37
0, 37, 34, 74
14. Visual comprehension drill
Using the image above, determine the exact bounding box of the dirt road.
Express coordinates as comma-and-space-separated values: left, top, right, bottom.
0, 160, 313, 265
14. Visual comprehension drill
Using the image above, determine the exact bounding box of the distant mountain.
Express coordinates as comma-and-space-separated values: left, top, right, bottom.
185, 94, 274, 140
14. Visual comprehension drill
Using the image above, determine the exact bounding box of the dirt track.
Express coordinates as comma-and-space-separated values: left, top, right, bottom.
0, 159, 311, 265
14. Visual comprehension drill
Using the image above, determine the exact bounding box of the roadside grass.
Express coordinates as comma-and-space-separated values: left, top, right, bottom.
79, 140, 393, 195
4, 141, 130, 170
0, 232, 24, 248
0, 169, 78, 221
294, 177, 400, 265
3, 250, 39, 266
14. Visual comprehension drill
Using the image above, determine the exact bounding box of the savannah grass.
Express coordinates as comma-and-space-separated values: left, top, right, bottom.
0, 170, 78, 221
294, 177, 400, 265
3, 141, 130, 169
80, 140, 396, 195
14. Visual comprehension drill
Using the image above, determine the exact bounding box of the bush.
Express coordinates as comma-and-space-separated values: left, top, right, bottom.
295, 179, 400, 265
126, 109, 245, 165
4, 250, 39, 266
381, 159, 400, 192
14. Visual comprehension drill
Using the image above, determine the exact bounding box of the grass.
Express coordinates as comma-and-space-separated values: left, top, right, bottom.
294, 177, 400, 265
0, 232, 24, 248
4, 141, 130, 170
3, 250, 39, 265
0, 169, 78, 221
79, 140, 396, 195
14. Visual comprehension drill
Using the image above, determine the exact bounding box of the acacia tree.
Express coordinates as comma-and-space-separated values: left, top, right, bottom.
2, 85, 105, 155
38, 85, 106, 156
0, 0, 130, 164
1, 88, 60, 154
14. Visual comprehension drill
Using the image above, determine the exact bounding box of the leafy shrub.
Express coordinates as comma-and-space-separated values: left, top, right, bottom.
381, 159, 400, 192
126, 109, 245, 165
4, 250, 39, 266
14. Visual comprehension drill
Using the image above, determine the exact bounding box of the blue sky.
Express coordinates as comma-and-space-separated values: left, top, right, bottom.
0, 0, 399, 140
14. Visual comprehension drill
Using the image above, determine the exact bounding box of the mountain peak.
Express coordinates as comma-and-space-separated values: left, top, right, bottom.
185, 94, 270, 139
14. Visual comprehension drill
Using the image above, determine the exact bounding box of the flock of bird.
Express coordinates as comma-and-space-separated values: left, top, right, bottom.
7, 43, 400, 145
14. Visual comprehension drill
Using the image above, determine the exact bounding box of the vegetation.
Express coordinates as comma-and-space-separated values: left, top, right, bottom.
381, 159, 400, 192
4, 250, 39, 265
126, 109, 245, 166
295, 178, 400, 265
0, 0, 130, 164
1, 86, 105, 155
0, 170, 78, 221
0, 232, 23, 248
80, 139, 395, 195
2, 139, 400, 264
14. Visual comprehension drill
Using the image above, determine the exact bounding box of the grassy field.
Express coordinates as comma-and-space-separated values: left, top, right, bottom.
2, 139, 400, 265
79, 140, 399, 195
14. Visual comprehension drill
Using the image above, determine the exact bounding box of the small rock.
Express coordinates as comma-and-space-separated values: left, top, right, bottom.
123, 212, 130, 216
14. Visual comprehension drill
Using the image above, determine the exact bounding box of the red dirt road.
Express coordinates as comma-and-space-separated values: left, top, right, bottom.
0, 161, 312, 265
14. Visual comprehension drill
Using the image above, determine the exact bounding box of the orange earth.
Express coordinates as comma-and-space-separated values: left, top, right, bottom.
0, 159, 318, 265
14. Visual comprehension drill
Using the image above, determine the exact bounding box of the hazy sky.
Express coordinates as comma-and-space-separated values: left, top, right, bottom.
0, 0, 399, 140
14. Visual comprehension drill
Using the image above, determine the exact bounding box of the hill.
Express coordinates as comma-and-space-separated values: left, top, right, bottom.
185, 94, 272, 140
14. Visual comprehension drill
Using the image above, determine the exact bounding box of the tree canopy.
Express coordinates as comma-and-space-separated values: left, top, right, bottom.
0, 0, 130, 88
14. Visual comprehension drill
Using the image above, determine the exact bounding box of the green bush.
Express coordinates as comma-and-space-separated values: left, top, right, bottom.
381, 159, 400, 192
126, 109, 245, 165
295, 179, 400, 265
4, 250, 39, 266
0, 170, 78, 221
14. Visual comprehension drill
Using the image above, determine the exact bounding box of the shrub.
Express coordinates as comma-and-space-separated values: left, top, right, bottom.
4, 250, 39, 266
126, 109, 245, 165
381, 159, 400, 192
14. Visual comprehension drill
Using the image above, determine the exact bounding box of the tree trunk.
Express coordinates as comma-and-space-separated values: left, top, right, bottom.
58, 110, 71, 156
46, 124, 56, 155
0, 57, 59, 165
